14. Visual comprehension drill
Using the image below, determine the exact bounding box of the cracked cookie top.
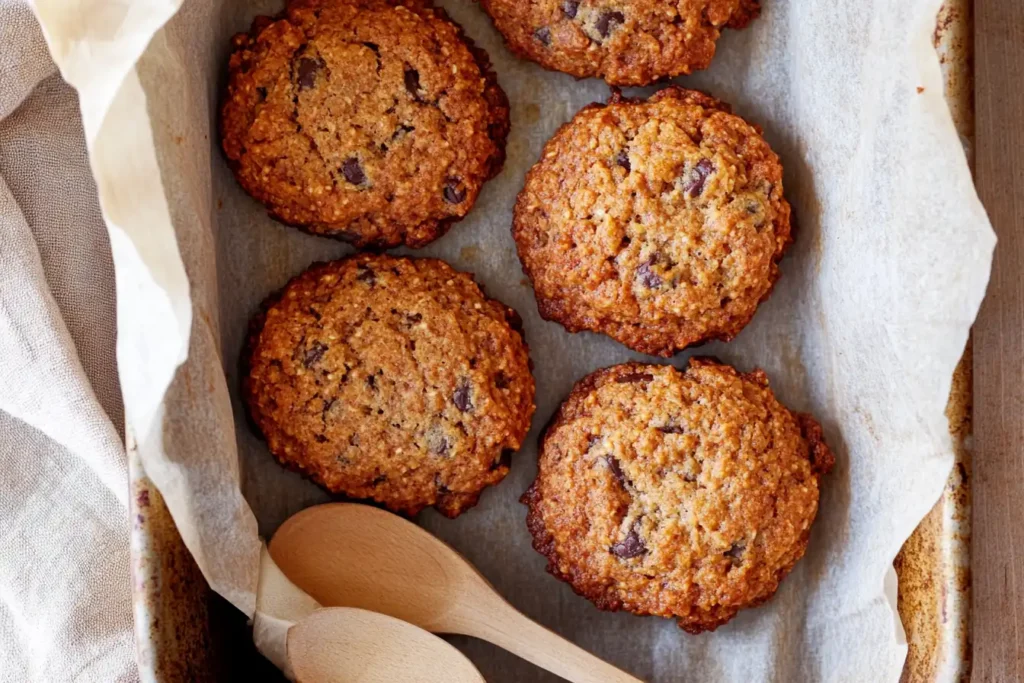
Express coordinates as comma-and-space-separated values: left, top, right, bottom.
244, 254, 536, 517
513, 87, 791, 357
220, 0, 510, 248
523, 359, 833, 633
478, 0, 759, 86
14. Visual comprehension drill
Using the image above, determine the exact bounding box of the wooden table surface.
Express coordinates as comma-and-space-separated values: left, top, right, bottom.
972, 1, 1024, 680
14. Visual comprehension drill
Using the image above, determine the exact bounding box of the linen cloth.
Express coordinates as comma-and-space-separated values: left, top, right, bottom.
0, 3, 137, 681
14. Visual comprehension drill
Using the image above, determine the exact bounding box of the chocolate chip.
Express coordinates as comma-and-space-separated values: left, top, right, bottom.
356, 264, 376, 285
616, 371, 654, 384
611, 527, 647, 558
658, 424, 686, 434
453, 379, 473, 412
534, 27, 551, 45
615, 150, 631, 173
443, 179, 466, 204
491, 448, 513, 471
393, 124, 415, 139
595, 10, 625, 38
303, 341, 328, 367
257, 87, 268, 101
683, 159, 714, 197
363, 42, 382, 73
724, 542, 746, 566
406, 312, 423, 325
296, 57, 323, 90
562, 0, 579, 18
404, 67, 421, 96
314, 434, 328, 443
372, 474, 388, 486
605, 456, 627, 486
366, 375, 376, 390
434, 474, 450, 493
507, 310, 525, 334
320, 399, 338, 425
494, 371, 510, 389
637, 261, 662, 288
342, 157, 366, 185
430, 435, 450, 456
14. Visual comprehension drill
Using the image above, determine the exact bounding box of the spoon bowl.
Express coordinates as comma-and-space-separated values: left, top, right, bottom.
288, 607, 484, 683
270, 502, 643, 683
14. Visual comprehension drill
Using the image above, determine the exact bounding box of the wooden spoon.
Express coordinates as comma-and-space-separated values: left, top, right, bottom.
288, 607, 484, 683
255, 546, 484, 682
269, 503, 644, 683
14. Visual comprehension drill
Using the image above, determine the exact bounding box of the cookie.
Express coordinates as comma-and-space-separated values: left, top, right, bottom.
478, 0, 759, 86
523, 359, 833, 633
221, 0, 510, 248
244, 254, 535, 518
513, 87, 791, 357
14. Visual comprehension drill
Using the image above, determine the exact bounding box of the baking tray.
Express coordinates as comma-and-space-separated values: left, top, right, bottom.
128, 2, 977, 680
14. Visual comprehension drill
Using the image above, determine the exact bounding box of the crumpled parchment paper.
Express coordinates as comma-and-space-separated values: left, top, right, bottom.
31, 0, 994, 680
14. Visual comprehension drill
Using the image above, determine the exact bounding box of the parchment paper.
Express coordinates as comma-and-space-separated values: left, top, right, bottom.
33, 0, 994, 680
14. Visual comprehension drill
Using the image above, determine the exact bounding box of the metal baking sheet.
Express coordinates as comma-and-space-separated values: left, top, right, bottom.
128, 2, 976, 680
894, 2, 974, 681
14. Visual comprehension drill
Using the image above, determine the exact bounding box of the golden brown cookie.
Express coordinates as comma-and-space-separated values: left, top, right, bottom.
523, 359, 833, 633
478, 0, 759, 86
221, 0, 510, 248
245, 254, 535, 518
513, 87, 791, 357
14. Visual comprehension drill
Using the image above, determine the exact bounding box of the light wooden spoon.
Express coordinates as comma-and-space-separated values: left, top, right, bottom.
255, 545, 483, 682
269, 502, 644, 683
288, 607, 484, 683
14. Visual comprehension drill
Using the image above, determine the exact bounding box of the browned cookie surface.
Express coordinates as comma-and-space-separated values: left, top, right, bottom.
221, 0, 510, 248
514, 87, 791, 357
245, 254, 535, 517
478, 0, 759, 86
523, 359, 832, 633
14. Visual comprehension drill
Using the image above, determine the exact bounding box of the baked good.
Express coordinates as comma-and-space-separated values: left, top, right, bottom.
478, 0, 759, 86
513, 87, 791, 357
221, 0, 510, 248
522, 359, 833, 633
244, 254, 535, 517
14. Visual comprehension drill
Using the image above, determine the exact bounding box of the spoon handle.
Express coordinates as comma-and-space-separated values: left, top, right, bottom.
464, 599, 644, 683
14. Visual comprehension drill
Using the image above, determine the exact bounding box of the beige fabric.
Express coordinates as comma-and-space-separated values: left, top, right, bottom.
0, 3, 137, 681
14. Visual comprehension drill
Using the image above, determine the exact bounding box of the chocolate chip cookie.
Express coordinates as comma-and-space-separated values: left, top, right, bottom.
245, 254, 535, 517
478, 0, 759, 86
514, 87, 791, 357
221, 0, 510, 248
523, 359, 833, 633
